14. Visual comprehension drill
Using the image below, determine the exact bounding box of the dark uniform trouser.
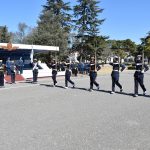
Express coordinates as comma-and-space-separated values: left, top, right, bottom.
52, 70, 57, 85
134, 76, 146, 94
112, 77, 122, 92
90, 72, 99, 89
74, 68, 78, 76
7, 68, 11, 75
65, 75, 74, 87
11, 71, 15, 83
33, 69, 38, 82
18, 66, 23, 74
0, 72, 4, 86
72, 68, 78, 76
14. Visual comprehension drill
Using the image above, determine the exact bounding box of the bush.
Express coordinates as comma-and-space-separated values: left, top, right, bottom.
128, 65, 135, 70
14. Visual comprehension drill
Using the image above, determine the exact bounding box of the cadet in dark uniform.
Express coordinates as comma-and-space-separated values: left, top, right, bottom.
10, 60, 16, 84
71, 61, 78, 77
6, 57, 11, 75
50, 59, 58, 86
110, 56, 126, 94
89, 57, 101, 91
0, 60, 5, 87
134, 55, 149, 97
17, 57, 24, 74
32, 59, 39, 83
65, 63, 75, 89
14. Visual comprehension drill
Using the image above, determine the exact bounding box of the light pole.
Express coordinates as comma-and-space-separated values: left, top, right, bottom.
94, 37, 98, 69
141, 38, 145, 67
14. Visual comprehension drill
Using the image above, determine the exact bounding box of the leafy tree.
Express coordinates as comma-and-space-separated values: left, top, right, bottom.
109, 39, 137, 59
122, 39, 137, 55
12, 23, 31, 44
71, 35, 108, 61
140, 32, 150, 63
85, 36, 108, 59
101, 40, 113, 63
26, 0, 72, 61
0, 26, 11, 43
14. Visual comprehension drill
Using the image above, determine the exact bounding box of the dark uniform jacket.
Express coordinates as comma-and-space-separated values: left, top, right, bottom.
89, 61, 101, 73
32, 62, 39, 73
0, 63, 4, 73
110, 62, 125, 79
50, 63, 57, 75
65, 63, 72, 76
134, 60, 149, 78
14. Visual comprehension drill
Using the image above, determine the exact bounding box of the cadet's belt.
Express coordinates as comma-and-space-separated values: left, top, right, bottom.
52, 69, 57, 71
113, 70, 119, 72
136, 70, 141, 72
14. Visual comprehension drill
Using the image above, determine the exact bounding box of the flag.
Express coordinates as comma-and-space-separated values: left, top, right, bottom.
30, 45, 34, 63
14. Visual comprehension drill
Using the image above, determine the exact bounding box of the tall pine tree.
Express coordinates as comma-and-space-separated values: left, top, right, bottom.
73, 0, 105, 60
74, 0, 104, 36
43, 0, 72, 32
27, 0, 72, 60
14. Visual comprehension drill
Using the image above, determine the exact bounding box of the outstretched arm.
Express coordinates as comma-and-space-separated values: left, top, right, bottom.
120, 64, 126, 72
96, 64, 101, 71
144, 64, 149, 72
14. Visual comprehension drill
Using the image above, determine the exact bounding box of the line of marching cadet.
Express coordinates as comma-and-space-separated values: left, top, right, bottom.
0, 55, 149, 97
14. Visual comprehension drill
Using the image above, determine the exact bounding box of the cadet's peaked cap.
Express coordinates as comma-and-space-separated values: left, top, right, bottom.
137, 55, 142, 57
114, 55, 118, 58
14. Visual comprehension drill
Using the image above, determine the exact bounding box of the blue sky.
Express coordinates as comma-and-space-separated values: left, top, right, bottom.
0, 0, 149, 44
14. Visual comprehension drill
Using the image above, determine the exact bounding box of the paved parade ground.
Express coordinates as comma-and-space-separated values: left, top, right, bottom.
0, 70, 150, 150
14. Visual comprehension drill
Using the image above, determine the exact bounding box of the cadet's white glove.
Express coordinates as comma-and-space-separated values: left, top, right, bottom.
141, 70, 145, 73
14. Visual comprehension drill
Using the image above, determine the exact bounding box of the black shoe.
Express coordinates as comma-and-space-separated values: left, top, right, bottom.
72, 84, 75, 88
97, 85, 100, 90
143, 91, 147, 95
111, 91, 115, 94
32, 81, 37, 84
120, 88, 123, 92
133, 94, 138, 97
89, 89, 93, 92
0, 86, 5, 88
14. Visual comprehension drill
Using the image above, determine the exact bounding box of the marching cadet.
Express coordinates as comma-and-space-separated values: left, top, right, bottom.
65, 62, 75, 89
6, 57, 11, 75
71, 61, 78, 77
0, 60, 5, 87
10, 60, 16, 84
17, 57, 24, 74
32, 59, 39, 83
50, 59, 58, 86
89, 57, 101, 92
134, 55, 149, 97
110, 56, 125, 94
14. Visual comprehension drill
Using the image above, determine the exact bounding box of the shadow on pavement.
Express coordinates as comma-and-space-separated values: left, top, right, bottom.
40, 84, 65, 89
55, 85, 66, 89
18, 80, 33, 84
138, 94, 150, 98
72, 87, 88, 91
40, 83, 54, 87
98, 89, 111, 94
116, 91, 150, 98
115, 91, 133, 97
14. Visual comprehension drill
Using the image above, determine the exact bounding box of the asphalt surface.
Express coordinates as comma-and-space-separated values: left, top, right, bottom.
0, 70, 150, 150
